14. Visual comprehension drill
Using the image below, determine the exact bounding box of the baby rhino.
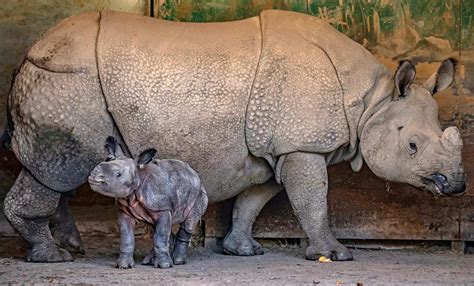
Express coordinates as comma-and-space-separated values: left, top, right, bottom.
88, 137, 208, 269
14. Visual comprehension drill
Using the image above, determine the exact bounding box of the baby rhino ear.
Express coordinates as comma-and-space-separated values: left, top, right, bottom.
137, 148, 157, 167
104, 136, 125, 160
105, 136, 118, 160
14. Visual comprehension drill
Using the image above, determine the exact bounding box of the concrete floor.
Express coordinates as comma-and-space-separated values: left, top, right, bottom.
1, 236, 474, 285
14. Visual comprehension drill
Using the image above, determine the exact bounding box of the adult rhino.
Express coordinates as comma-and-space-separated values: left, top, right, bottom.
3, 9, 466, 262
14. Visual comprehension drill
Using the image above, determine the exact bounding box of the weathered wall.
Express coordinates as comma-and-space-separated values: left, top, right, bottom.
0, 0, 148, 130
0, 0, 473, 241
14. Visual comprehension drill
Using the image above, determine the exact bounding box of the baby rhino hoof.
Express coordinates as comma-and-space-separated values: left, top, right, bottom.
142, 251, 173, 269
155, 254, 173, 269
116, 254, 135, 269
172, 242, 188, 265
26, 244, 73, 262
305, 245, 353, 261
173, 254, 187, 265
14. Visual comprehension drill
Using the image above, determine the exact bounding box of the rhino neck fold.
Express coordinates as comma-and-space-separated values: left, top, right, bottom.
349, 71, 393, 169
357, 72, 394, 138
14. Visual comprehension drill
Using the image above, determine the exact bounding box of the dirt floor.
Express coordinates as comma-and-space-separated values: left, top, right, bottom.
0, 237, 473, 285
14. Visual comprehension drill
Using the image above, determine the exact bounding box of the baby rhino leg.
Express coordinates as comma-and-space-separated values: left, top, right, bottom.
142, 233, 174, 266
152, 211, 173, 269
173, 189, 208, 265
116, 213, 136, 269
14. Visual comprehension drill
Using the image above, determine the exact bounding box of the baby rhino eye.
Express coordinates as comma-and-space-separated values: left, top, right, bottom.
409, 142, 418, 152
115, 172, 122, 178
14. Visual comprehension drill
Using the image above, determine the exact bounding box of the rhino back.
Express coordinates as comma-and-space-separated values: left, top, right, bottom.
97, 11, 263, 196
246, 10, 386, 165
27, 12, 99, 73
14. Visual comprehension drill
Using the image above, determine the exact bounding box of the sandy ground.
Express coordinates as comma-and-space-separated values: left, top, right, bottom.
0, 237, 473, 285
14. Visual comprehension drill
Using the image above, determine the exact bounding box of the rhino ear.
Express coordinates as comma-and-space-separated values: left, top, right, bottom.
394, 60, 416, 99
424, 58, 457, 95
104, 136, 125, 159
104, 136, 118, 160
137, 148, 157, 167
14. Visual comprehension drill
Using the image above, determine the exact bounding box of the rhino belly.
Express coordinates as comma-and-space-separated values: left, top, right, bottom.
96, 11, 268, 201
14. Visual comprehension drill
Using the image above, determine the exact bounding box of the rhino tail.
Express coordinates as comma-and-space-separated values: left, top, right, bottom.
1, 69, 17, 150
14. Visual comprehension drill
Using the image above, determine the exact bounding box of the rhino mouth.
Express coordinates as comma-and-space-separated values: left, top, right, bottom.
88, 176, 106, 186
422, 173, 465, 197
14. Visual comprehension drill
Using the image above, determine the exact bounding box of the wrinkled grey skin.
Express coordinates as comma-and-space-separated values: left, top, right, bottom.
88, 137, 208, 269
3, 10, 465, 263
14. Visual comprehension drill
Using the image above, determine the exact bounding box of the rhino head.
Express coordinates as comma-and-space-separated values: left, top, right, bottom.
88, 136, 157, 198
360, 59, 466, 196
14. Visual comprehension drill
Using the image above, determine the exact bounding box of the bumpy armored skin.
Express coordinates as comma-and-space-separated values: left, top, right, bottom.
5, 10, 465, 262
87, 140, 208, 268
112, 160, 208, 269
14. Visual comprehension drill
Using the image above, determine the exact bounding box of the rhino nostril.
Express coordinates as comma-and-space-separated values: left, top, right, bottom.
428, 173, 450, 193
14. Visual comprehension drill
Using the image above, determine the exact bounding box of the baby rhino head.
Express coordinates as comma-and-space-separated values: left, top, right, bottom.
88, 136, 157, 198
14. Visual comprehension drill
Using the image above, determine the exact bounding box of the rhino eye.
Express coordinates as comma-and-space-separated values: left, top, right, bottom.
409, 142, 418, 152
115, 172, 122, 178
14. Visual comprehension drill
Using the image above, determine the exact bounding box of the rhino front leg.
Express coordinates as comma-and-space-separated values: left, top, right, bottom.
4, 169, 73, 262
50, 191, 84, 254
223, 179, 283, 256
116, 212, 136, 269
280, 152, 353, 261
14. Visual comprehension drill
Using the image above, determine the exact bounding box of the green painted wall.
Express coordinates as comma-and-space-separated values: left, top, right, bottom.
154, 0, 473, 90
156, 0, 471, 47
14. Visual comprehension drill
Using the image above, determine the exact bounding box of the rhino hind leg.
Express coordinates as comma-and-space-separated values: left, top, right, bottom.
223, 179, 283, 256
50, 191, 84, 254
4, 169, 73, 262
280, 152, 353, 261
172, 188, 208, 265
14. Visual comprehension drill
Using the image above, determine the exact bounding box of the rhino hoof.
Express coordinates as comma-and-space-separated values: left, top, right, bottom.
155, 255, 173, 269
53, 232, 85, 254
26, 244, 74, 262
116, 254, 135, 269
223, 231, 264, 256
145, 252, 173, 269
142, 250, 154, 265
115, 255, 135, 269
172, 243, 188, 265
173, 255, 187, 265
305, 245, 353, 261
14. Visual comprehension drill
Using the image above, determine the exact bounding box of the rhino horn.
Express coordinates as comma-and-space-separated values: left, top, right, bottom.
441, 126, 462, 153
